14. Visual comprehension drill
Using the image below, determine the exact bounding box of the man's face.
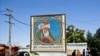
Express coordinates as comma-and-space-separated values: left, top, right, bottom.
43, 19, 48, 24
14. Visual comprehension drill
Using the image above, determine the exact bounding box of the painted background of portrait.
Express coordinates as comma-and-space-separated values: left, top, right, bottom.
35, 17, 62, 44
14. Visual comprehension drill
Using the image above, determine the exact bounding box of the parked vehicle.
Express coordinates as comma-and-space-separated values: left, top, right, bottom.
16, 51, 32, 56
14, 51, 39, 56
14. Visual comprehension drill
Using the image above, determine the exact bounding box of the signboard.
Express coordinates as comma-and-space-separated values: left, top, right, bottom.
30, 14, 66, 52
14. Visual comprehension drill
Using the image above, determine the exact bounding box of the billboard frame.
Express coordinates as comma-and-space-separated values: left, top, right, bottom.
30, 14, 66, 52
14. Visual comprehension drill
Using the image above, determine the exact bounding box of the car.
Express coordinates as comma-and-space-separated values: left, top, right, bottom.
15, 51, 32, 56
14, 51, 39, 56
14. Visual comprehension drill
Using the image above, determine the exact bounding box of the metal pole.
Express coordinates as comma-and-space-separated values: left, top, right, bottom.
6, 8, 13, 56
9, 15, 12, 56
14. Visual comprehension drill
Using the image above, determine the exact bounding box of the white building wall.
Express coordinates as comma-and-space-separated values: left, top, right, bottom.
67, 43, 87, 55
19, 43, 87, 56
37, 52, 67, 56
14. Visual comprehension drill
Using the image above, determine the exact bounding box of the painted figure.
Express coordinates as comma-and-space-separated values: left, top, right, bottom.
37, 18, 54, 43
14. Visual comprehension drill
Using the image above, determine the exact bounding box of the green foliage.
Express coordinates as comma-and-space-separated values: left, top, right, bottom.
66, 25, 86, 43
87, 31, 93, 48
96, 28, 100, 38
66, 25, 100, 51
87, 28, 100, 52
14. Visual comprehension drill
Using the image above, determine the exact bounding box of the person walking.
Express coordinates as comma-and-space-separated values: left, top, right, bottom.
72, 49, 76, 56
82, 49, 85, 56
86, 48, 90, 56
76, 49, 81, 56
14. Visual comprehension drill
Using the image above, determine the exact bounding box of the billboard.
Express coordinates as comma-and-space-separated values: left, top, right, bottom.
30, 14, 66, 52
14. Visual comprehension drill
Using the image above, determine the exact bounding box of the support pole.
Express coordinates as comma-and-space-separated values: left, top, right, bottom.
5, 8, 13, 56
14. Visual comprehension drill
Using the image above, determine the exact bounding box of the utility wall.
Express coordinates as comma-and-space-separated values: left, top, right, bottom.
19, 43, 87, 56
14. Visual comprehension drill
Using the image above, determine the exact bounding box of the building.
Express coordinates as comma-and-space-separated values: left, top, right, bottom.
0, 43, 19, 56
67, 43, 87, 56
19, 43, 87, 56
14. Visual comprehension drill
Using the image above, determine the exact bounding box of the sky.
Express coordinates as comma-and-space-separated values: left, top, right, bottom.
0, 0, 100, 47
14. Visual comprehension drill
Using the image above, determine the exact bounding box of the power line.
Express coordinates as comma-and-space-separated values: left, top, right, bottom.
12, 16, 99, 28
0, 14, 6, 15
67, 17, 99, 26
12, 17, 30, 26
0, 10, 6, 13
13, 24, 30, 35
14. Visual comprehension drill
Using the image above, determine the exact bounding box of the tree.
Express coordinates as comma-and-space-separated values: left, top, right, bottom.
66, 25, 86, 43
74, 28, 85, 42
66, 25, 74, 43
87, 29, 100, 52
86, 31, 93, 48
95, 28, 100, 51
96, 28, 100, 38
26, 45, 30, 47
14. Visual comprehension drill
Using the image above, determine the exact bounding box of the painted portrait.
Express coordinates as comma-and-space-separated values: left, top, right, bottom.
35, 17, 61, 44
30, 14, 66, 52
